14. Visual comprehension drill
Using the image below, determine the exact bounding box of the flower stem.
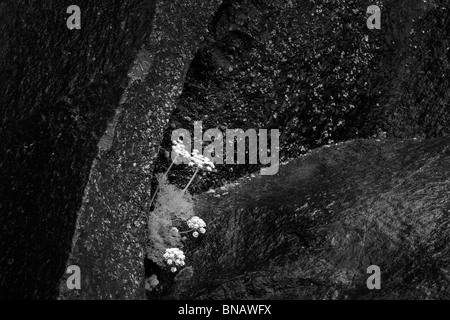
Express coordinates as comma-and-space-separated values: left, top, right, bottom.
182, 167, 199, 195
164, 154, 178, 178
178, 229, 195, 234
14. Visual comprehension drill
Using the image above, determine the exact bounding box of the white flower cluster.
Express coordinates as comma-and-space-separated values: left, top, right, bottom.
189, 149, 215, 172
172, 139, 191, 161
172, 140, 215, 172
187, 216, 206, 238
163, 248, 185, 273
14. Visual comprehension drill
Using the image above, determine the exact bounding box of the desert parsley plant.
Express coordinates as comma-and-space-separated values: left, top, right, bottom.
147, 139, 214, 274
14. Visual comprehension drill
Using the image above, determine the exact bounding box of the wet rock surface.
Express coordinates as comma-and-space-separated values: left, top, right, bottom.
154, 0, 450, 194
0, 0, 155, 299
1, 0, 450, 300
175, 137, 450, 299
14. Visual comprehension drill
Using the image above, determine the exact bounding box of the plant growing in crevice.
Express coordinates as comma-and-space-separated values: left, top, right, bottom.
146, 139, 214, 275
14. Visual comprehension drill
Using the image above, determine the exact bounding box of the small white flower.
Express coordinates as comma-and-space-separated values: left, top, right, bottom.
183, 149, 216, 171
199, 227, 206, 234
164, 248, 186, 269
171, 267, 177, 273
193, 231, 199, 238
172, 140, 192, 161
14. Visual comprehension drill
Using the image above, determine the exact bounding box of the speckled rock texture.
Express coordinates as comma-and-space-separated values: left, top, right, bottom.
60, 0, 223, 299
174, 137, 450, 299
0, 0, 155, 299
2, 0, 449, 300
154, 0, 450, 195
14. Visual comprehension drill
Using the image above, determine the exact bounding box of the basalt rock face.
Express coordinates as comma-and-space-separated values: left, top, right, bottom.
154, 0, 450, 194
60, 0, 223, 299
2, 0, 449, 300
0, 0, 156, 299
1, 0, 224, 300
174, 137, 450, 299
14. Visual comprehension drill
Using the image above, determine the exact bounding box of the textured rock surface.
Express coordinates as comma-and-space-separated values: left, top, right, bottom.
0, 0, 155, 299
154, 0, 450, 195
60, 0, 223, 299
2, 0, 449, 300
174, 137, 450, 299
